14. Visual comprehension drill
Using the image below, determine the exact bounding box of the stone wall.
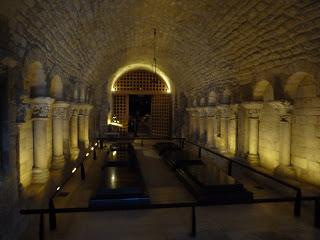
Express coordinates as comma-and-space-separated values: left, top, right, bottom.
0, 0, 320, 238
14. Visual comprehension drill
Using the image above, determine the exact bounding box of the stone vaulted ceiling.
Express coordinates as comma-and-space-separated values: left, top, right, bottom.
1, 0, 320, 98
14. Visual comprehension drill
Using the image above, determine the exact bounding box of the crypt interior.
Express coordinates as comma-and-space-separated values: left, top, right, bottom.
1, 0, 320, 239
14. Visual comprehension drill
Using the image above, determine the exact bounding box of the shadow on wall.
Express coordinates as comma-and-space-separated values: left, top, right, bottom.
0, 15, 10, 51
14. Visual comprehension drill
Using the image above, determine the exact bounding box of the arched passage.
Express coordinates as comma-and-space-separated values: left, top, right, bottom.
253, 80, 274, 101
110, 69, 172, 137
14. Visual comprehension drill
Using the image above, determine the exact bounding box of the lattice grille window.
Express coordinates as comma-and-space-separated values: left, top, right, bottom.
151, 94, 171, 136
113, 70, 168, 93
112, 95, 128, 132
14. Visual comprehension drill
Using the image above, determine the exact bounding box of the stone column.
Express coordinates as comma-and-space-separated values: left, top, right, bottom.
78, 107, 86, 148
30, 97, 54, 183
242, 102, 263, 165
228, 104, 238, 155
270, 101, 296, 177
51, 101, 70, 169
205, 107, 215, 148
218, 105, 229, 153
70, 105, 80, 160
213, 107, 220, 148
198, 108, 206, 144
187, 108, 198, 142
83, 104, 93, 148
63, 107, 71, 159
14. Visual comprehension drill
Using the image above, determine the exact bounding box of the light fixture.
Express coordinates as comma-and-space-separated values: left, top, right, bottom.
56, 186, 61, 191
72, 168, 77, 173
91, 147, 94, 151
85, 153, 90, 157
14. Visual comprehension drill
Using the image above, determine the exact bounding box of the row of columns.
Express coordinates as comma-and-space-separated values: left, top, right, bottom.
30, 97, 93, 183
187, 101, 295, 177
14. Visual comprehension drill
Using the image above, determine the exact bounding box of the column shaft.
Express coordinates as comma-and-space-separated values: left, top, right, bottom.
206, 117, 214, 147
78, 111, 86, 148
70, 109, 80, 160
31, 97, 54, 183
84, 112, 90, 148
248, 117, 259, 163
220, 117, 228, 152
33, 119, 49, 182
228, 117, 237, 154
52, 103, 69, 169
63, 110, 70, 159
279, 119, 291, 166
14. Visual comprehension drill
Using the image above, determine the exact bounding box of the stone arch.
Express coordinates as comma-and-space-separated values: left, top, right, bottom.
25, 61, 47, 97
253, 80, 274, 101
200, 97, 206, 106
50, 75, 63, 100
284, 72, 316, 100
208, 91, 217, 105
221, 88, 232, 104
192, 96, 197, 107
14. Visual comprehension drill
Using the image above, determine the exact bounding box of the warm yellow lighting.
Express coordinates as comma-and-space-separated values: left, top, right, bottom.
91, 147, 94, 151
72, 168, 77, 173
112, 151, 117, 156
95, 143, 98, 146
85, 153, 90, 157
56, 186, 61, 191
108, 122, 123, 128
109, 63, 172, 94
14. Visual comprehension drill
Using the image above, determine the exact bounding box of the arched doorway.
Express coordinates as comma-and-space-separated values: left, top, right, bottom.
111, 69, 172, 137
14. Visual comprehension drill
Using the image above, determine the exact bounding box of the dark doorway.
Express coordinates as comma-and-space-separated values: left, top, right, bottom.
128, 95, 151, 135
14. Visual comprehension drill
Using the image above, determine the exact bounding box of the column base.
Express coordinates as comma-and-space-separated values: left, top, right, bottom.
274, 165, 296, 179
219, 144, 228, 154
247, 154, 259, 166
70, 147, 80, 160
205, 144, 215, 149
51, 155, 65, 169
32, 168, 49, 183
84, 140, 90, 149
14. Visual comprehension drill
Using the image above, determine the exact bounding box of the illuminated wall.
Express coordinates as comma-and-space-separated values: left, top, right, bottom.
17, 121, 33, 187
185, 71, 320, 186
258, 104, 279, 170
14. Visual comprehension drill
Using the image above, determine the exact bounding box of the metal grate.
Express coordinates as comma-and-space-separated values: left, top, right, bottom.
112, 95, 128, 132
151, 94, 172, 136
113, 70, 168, 93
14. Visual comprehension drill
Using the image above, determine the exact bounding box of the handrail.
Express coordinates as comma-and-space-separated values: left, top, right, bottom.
183, 139, 303, 216
19, 136, 320, 240
50, 141, 99, 200
184, 139, 301, 191
47, 140, 100, 230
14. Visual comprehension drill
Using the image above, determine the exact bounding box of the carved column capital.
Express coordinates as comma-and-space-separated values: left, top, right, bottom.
30, 97, 55, 119
52, 101, 70, 119
197, 107, 207, 117
228, 104, 239, 119
16, 100, 32, 123
186, 107, 199, 117
78, 103, 93, 116
242, 101, 263, 118
203, 107, 216, 117
269, 101, 293, 121
217, 104, 229, 118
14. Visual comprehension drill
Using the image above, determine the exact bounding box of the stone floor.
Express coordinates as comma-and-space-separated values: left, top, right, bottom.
23, 140, 320, 240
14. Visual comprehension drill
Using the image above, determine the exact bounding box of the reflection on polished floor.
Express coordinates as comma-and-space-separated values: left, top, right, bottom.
24, 141, 320, 240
